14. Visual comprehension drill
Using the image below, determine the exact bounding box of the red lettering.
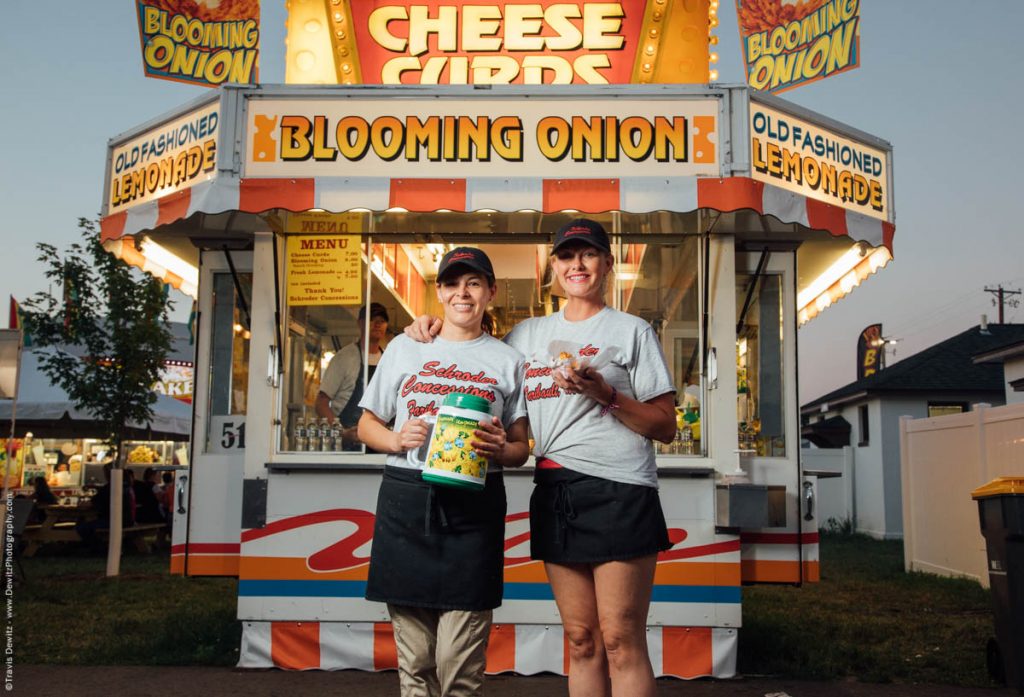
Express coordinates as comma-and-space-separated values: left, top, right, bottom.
525, 382, 561, 401
524, 362, 552, 379
401, 374, 496, 402
579, 344, 599, 357
406, 399, 439, 417
419, 361, 499, 385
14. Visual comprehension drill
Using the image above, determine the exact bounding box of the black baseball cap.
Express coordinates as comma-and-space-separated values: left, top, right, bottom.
552, 218, 611, 253
436, 247, 495, 284
358, 302, 389, 323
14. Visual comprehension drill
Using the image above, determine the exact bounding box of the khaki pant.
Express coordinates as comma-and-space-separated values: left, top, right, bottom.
388, 604, 492, 697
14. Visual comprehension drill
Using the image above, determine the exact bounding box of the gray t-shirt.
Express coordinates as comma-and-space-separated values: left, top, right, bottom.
504, 307, 674, 488
359, 333, 528, 471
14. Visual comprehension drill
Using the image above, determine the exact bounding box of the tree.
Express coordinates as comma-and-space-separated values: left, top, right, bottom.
21, 218, 173, 576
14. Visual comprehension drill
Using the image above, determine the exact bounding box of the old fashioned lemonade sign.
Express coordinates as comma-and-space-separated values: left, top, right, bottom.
750, 101, 888, 221
285, 213, 363, 306
108, 101, 219, 215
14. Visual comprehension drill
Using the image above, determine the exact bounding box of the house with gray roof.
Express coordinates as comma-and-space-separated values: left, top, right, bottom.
801, 323, 1024, 539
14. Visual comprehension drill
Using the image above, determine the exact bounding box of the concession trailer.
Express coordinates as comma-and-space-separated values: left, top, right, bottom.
100, 1, 892, 679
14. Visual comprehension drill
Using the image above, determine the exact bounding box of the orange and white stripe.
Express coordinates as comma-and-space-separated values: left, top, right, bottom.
100, 175, 891, 253
238, 621, 737, 679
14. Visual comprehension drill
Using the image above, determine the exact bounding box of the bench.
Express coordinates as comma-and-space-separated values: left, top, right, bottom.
96, 523, 169, 553
22, 509, 95, 557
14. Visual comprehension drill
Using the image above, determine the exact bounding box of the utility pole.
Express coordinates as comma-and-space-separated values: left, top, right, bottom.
984, 285, 1022, 324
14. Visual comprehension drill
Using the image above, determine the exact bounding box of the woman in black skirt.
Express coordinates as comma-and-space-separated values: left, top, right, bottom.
407, 220, 677, 697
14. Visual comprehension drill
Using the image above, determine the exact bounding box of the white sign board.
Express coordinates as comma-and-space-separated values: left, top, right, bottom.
245, 98, 720, 179
108, 101, 220, 215
750, 101, 890, 222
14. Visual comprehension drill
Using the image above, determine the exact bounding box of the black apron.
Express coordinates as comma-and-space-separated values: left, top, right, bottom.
338, 349, 377, 452
338, 350, 376, 428
365, 466, 507, 611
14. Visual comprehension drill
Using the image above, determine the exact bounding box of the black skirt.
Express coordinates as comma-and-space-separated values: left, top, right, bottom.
365, 466, 507, 611
530, 467, 671, 564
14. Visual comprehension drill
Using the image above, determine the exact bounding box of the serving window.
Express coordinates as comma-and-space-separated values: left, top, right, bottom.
274, 212, 705, 457
736, 267, 786, 458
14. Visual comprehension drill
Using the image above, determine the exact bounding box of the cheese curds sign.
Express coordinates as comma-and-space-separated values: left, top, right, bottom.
136, 0, 260, 88
285, 0, 714, 85
735, 0, 859, 94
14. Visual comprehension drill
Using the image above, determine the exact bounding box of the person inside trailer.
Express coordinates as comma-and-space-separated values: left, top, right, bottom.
357, 247, 531, 697
315, 302, 390, 449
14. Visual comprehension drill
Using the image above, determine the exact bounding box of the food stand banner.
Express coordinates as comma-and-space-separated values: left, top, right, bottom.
735, 0, 860, 94
101, 85, 894, 252
749, 100, 888, 222
136, 0, 260, 87
857, 323, 882, 379
155, 361, 194, 404
285, 213, 364, 307
246, 98, 720, 179
107, 101, 220, 216
285, 0, 712, 85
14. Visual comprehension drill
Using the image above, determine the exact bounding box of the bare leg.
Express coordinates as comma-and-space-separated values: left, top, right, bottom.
545, 562, 611, 697
593, 555, 658, 697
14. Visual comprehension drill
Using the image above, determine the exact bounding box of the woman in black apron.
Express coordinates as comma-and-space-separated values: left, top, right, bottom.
357, 247, 530, 697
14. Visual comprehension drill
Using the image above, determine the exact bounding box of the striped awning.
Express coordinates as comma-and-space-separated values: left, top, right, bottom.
100, 174, 894, 251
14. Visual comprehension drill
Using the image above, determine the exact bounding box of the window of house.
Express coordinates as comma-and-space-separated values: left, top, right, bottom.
928, 402, 967, 418
857, 404, 869, 446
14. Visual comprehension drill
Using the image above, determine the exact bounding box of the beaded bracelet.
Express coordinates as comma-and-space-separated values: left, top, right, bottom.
600, 387, 620, 416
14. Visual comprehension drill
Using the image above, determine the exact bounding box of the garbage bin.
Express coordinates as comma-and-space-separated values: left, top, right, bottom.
972, 477, 1024, 690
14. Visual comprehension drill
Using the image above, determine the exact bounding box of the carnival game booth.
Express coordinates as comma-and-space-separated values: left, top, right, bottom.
100, 83, 893, 678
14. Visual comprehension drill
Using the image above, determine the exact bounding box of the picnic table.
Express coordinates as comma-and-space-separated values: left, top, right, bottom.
22, 504, 95, 557
21, 504, 168, 556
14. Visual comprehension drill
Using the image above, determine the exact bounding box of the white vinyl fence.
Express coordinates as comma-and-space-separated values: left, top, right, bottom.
900, 402, 1024, 588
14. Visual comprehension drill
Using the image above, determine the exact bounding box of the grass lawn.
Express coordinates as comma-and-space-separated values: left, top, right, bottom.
13, 533, 1001, 686
13, 551, 240, 666
740, 532, 998, 687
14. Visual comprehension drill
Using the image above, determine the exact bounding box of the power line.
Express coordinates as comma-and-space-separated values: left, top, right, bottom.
984, 285, 1022, 324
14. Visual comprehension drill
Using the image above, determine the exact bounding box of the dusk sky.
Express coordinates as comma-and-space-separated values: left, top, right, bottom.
1, 2, 1022, 403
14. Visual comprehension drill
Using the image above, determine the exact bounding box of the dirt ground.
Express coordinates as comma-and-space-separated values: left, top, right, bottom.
14, 666, 1018, 697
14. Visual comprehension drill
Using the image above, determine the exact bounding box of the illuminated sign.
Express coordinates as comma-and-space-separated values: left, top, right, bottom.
247, 99, 719, 178
286, 1, 712, 85
108, 102, 219, 215
154, 361, 195, 403
750, 102, 888, 221
735, 0, 859, 94
285, 213, 364, 307
136, 0, 260, 87
857, 323, 881, 380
